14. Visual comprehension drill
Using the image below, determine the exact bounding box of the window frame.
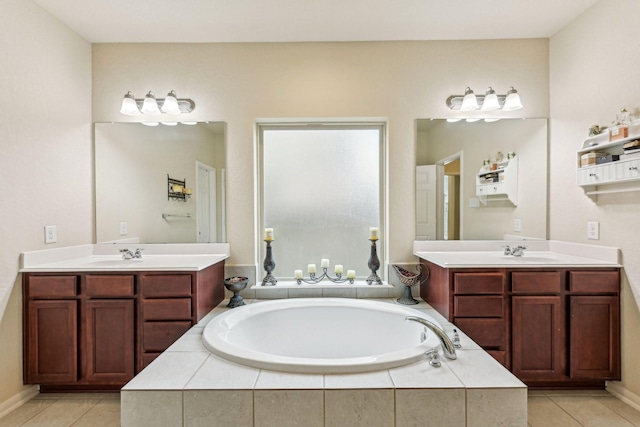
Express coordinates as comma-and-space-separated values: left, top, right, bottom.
255, 119, 388, 282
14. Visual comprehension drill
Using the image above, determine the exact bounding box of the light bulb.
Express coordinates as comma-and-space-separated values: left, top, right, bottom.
161, 90, 181, 114
503, 87, 523, 111
140, 91, 161, 115
460, 87, 479, 111
120, 92, 140, 116
481, 87, 500, 111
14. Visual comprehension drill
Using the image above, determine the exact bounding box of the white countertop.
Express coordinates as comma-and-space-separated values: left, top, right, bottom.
20, 243, 230, 272
413, 240, 620, 268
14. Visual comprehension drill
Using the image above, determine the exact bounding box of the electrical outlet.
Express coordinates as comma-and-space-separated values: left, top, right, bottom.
587, 221, 600, 240
44, 225, 57, 244
514, 218, 522, 232
120, 222, 128, 236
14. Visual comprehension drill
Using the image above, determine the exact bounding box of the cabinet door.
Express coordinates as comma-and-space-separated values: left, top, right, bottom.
84, 300, 135, 384
26, 300, 78, 384
570, 296, 620, 380
512, 296, 564, 381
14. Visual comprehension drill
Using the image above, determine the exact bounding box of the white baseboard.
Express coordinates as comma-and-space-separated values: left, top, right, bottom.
0, 385, 39, 419
607, 381, 640, 411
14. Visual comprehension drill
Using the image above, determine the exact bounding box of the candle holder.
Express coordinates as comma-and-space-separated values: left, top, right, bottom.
296, 268, 355, 285
261, 240, 277, 286
366, 239, 382, 285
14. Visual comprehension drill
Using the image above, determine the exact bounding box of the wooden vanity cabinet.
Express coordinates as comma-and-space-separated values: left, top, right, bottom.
420, 261, 620, 388
23, 262, 224, 391
451, 271, 509, 367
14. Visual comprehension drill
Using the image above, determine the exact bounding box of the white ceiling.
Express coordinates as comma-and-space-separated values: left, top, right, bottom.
33, 0, 598, 43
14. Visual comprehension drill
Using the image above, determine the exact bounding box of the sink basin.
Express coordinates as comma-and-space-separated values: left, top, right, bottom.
498, 256, 563, 263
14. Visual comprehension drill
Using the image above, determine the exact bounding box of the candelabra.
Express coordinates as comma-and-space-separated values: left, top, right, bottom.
296, 268, 355, 285
366, 239, 382, 285
261, 239, 277, 286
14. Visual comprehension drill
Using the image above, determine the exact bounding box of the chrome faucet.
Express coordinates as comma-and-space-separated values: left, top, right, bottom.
504, 245, 527, 257
405, 316, 457, 361
120, 248, 143, 259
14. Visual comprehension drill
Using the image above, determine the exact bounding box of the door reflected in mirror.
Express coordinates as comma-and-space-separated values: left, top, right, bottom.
95, 122, 226, 243
416, 118, 547, 241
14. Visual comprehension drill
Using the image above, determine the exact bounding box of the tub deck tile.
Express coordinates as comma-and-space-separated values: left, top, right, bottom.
324, 370, 394, 389
254, 370, 324, 389
185, 354, 260, 390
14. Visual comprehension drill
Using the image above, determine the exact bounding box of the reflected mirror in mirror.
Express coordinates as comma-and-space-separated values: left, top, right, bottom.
416, 118, 547, 241
95, 122, 226, 243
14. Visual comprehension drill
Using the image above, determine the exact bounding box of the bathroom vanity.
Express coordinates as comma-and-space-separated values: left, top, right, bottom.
20, 244, 229, 391
414, 240, 621, 389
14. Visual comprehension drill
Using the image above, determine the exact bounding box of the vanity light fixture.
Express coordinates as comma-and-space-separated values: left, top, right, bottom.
446, 86, 523, 112
119, 90, 196, 116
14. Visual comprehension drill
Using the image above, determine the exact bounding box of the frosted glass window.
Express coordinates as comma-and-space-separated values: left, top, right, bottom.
261, 125, 382, 280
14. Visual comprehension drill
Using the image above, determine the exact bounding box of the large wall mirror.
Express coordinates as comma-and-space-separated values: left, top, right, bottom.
95, 122, 226, 243
416, 118, 548, 241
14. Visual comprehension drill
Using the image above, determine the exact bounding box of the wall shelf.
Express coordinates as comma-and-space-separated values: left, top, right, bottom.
476, 156, 518, 206
576, 131, 640, 196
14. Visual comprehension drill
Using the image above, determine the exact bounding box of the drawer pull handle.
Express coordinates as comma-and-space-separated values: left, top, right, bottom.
589, 173, 597, 177
630, 166, 638, 171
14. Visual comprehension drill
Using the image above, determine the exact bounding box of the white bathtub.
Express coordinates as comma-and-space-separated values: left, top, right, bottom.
202, 298, 442, 374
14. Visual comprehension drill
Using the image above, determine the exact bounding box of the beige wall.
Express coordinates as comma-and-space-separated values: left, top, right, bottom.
92, 39, 550, 267
0, 1, 92, 409
549, 0, 640, 399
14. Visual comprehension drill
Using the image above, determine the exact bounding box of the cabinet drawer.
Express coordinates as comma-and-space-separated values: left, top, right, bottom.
454, 318, 506, 348
454, 296, 503, 317
454, 272, 504, 294
142, 299, 192, 320
486, 350, 508, 368
85, 275, 135, 297
512, 271, 562, 293
569, 271, 619, 293
142, 321, 192, 352
140, 274, 192, 298
28, 276, 77, 298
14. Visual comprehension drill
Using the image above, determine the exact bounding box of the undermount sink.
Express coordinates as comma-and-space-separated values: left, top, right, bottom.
497, 256, 563, 263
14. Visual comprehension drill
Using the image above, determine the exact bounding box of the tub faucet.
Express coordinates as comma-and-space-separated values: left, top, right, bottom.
120, 248, 143, 259
504, 245, 527, 257
405, 316, 457, 360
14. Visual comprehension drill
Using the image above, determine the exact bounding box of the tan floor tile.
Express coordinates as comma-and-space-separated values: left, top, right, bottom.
544, 389, 611, 397
32, 393, 69, 400
71, 400, 121, 427
0, 399, 56, 427
59, 393, 114, 400
597, 396, 640, 426
20, 399, 98, 427
550, 396, 635, 427
527, 396, 582, 427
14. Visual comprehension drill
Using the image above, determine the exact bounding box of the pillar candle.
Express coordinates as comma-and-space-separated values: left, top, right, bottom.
308, 264, 316, 274
334, 264, 344, 274
369, 227, 379, 240
346, 270, 356, 279
321, 258, 330, 269
265, 228, 274, 241
294, 270, 303, 279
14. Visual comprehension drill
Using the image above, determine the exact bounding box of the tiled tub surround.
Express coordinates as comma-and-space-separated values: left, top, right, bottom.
121, 298, 527, 427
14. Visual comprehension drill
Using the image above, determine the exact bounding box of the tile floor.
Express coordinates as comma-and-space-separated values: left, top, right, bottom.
0, 390, 639, 426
